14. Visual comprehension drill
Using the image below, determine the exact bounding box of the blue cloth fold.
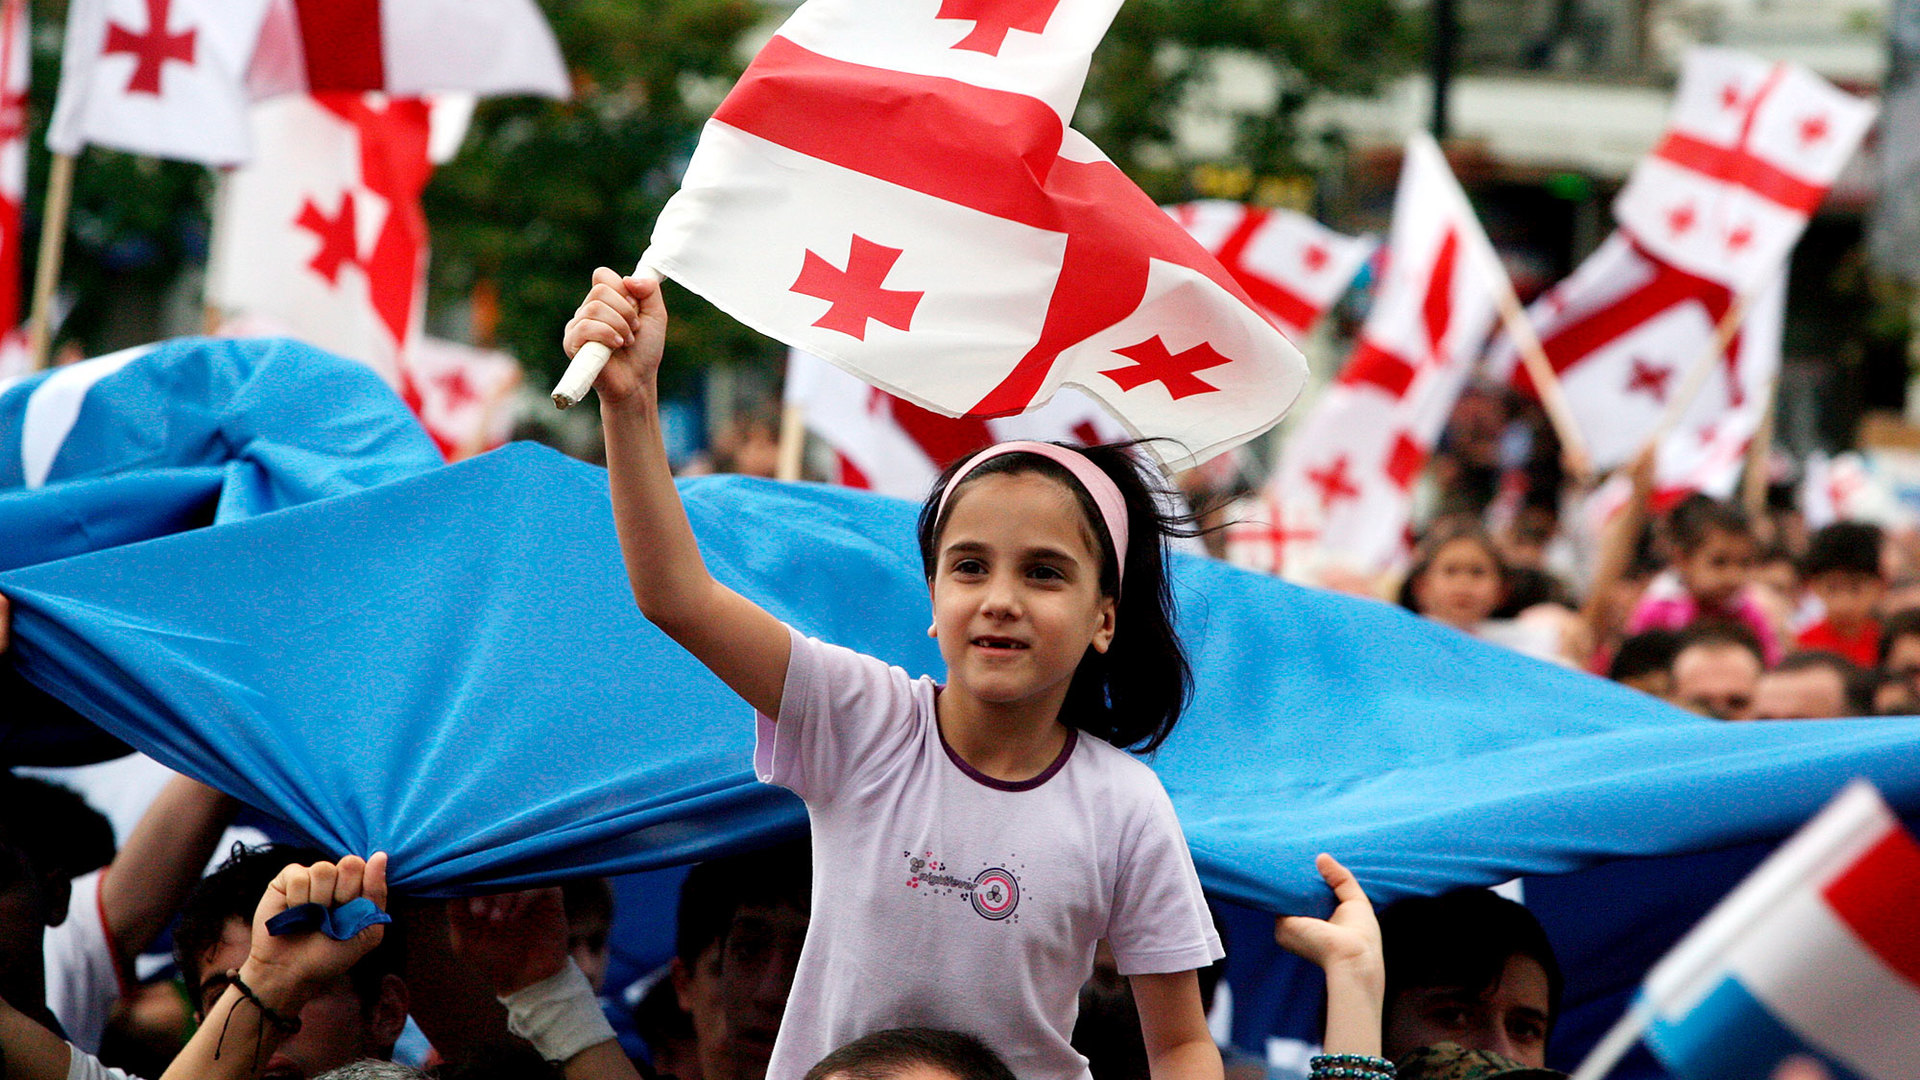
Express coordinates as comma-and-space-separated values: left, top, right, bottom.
265, 897, 393, 941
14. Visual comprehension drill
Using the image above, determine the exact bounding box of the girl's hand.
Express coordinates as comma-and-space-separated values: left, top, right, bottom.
447, 888, 570, 996
1275, 853, 1383, 984
563, 267, 668, 408
243, 854, 389, 999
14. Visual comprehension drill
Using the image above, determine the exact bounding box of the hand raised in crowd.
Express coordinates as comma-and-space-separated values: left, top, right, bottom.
448, 887, 570, 996
563, 267, 669, 408
246, 853, 392, 999
1275, 854, 1386, 1058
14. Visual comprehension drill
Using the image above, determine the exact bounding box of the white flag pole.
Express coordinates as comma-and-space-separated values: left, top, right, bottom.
26, 152, 76, 370
1490, 282, 1592, 479
1568, 1001, 1655, 1080
552, 260, 660, 409
776, 401, 806, 481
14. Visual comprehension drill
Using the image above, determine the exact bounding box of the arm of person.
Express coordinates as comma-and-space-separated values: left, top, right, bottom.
0, 998, 107, 1080
1274, 854, 1385, 1058
1579, 445, 1656, 655
100, 774, 239, 967
158, 854, 390, 1080
566, 269, 791, 719
1130, 969, 1224, 1080
449, 888, 642, 1080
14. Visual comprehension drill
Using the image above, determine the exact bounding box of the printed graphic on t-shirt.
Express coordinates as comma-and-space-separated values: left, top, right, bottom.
902, 850, 1024, 922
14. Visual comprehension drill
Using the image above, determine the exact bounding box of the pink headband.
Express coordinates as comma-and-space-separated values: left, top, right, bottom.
935, 441, 1130, 590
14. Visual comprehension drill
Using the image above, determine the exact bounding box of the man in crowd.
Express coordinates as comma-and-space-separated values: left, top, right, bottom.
802, 1029, 1016, 1080
1752, 651, 1869, 720
670, 841, 810, 1080
1377, 889, 1560, 1068
1669, 623, 1765, 721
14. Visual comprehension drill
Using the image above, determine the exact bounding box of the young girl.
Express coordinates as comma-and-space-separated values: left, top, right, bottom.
566, 270, 1224, 1080
1627, 493, 1781, 665
1399, 519, 1566, 665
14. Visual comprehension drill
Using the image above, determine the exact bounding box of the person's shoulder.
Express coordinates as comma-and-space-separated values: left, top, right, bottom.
1068, 736, 1172, 803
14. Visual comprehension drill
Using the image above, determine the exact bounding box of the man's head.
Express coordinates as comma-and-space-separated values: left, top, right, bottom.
176, 844, 408, 1080
1801, 523, 1884, 631
1670, 621, 1765, 721
1379, 889, 1562, 1068
1607, 630, 1682, 700
1877, 609, 1920, 689
1753, 651, 1867, 720
802, 1029, 1016, 1080
561, 877, 614, 993
0, 775, 114, 1017
672, 840, 811, 1080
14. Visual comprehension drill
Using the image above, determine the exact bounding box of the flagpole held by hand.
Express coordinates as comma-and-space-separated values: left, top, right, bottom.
552, 262, 660, 409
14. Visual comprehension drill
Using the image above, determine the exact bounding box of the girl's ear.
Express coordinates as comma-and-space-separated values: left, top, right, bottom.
1090, 596, 1117, 654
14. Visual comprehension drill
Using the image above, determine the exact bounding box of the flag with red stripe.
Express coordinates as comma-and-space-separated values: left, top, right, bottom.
1267, 133, 1508, 578
245, 0, 567, 101
1614, 46, 1874, 294
0, 0, 26, 380
1163, 200, 1374, 341
641, 0, 1307, 470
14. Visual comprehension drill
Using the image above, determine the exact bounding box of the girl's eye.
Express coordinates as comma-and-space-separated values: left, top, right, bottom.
1028, 564, 1066, 582
952, 558, 986, 576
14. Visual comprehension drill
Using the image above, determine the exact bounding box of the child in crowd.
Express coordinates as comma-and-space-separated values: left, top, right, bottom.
1627, 494, 1780, 665
1793, 522, 1885, 669
566, 271, 1223, 1080
1399, 519, 1567, 665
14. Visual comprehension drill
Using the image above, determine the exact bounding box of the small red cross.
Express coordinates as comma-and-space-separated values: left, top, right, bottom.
1697, 423, 1719, 448
1719, 83, 1743, 111
935, 0, 1061, 56
790, 235, 924, 341
1726, 224, 1754, 252
0, 85, 25, 146
1799, 114, 1829, 149
294, 193, 360, 286
434, 367, 480, 409
1626, 358, 1673, 403
1302, 243, 1329, 274
1102, 336, 1232, 400
1070, 420, 1102, 446
1305, 455, 1362, 512
1667, 204, 1697, 237
104, 0, 197, 97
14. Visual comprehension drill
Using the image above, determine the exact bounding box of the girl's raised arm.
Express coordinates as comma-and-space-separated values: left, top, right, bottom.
565, 268, 793, 719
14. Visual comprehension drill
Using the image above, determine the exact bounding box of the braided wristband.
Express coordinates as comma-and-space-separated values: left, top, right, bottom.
499, 959, 616, 1064
225, 970, 302, 1034
1309, 1054, 1395, 1080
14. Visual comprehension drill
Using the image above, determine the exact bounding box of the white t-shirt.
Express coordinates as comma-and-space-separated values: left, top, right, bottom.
755, 628, 1222, 1080
46, 869, 125, 1054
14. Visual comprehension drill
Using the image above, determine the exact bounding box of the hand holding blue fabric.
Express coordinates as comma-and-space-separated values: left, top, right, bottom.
448, 888, 570, 996
1277, 855, 1386, 1059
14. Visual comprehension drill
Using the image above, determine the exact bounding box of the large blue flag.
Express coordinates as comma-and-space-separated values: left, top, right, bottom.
0, 337, 442, 762
5, 441, 1918, 911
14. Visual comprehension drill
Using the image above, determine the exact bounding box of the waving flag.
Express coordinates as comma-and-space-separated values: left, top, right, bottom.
1614, 47, 1874, 294
642, 0, 1307, 468
244, 0, 567, 101
785, 348, 1124, 498
1165, 201, 1374, 341
1270, 133, 1508, 577
1610, 782, 1920, 1080
47, 0, 272, 164
401, 337, 522, 461
0, 0, 24, 380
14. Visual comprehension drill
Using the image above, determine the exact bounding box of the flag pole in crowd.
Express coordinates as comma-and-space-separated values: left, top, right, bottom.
21, 151, 63, 370
1488, 256, 1593, 477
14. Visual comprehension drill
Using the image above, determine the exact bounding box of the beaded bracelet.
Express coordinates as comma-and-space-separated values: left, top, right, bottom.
1309, 1053, 1395, 1080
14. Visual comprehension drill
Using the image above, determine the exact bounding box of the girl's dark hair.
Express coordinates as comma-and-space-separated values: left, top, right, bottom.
916, 441, 1192, 754
1396, 515, 1507, 613
1667, 492, 1752, 555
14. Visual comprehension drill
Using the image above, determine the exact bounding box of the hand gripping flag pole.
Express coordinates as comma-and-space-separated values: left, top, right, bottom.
551, 263, 662, 409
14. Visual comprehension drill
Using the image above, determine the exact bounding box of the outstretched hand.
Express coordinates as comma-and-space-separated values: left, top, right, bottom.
448, 887, 570, 996
246, 853, 389, 993
563, 267, 668, 408
1276, 854, 1386, 1057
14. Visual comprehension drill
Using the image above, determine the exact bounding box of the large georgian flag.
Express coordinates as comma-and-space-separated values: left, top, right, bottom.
0, 0, 26, 381
245, 0, 568, 101
1164, 200, 1375, 341
1486, 231, 1785, 500
642, 0, 1308, 469
1268, 133, 1508, 577
1614, 46, 1874, 295
785, 348, 1125, 499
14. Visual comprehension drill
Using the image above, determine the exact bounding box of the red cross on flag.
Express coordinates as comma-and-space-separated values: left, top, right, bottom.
1486, 231, 1785, 488
0, 0, 28, 381
48, 0, 272, 165
1164, 200, 1375, 341
785, 348, 1126, 499
1614, 46, 1874, 294
1268, 133, 1508, 578
639, 0, 1308, 470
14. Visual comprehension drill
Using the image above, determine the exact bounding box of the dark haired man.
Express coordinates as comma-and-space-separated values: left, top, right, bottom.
1669, 621, 1765, 721
802, 1028, 1016, 1080
1378, 889, 1561, 1068
669, 841, 810, 1080
1753, 651, 1869, 720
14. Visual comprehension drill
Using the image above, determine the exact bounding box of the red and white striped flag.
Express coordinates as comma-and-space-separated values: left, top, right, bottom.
1164, 200, 1374, 341
1268, 133, 1508, 577
1615, 46, 1874, 295
642, 0, 1307, 469
786, 348, 1125, 499
245, 0, 568, 101
0, 0, 27, 381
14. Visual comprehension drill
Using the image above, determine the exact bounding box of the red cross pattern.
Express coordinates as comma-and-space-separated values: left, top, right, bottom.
294, 193, 360, 286
1726, 223, 1754, 252
1102, 336, 1233, 400
1799, 114, 1829, 148
104, 0, 197, 96
1306, 455, 1362, 512
936, 0, 1061, 56
1654, 62, 1827, 220
434, 367, 480, 410
790, 234, 924, 341
1626, 358, 1673, 403
1302, 243, 1329, 274
1667, 203, 1697, 237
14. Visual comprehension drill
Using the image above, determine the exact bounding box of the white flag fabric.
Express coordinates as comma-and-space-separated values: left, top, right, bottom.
642, 0, 1307, 470
786, 348, 1125, 499
1487, 231, 1784, 503
245, 0, 568, 101
1614, 46, 1875, 294
1268, 133, 1508, 577
208, 93, 432, 386
1164, 200, 1374, 340
401, 337, 522, 461
0, 0, 27, 377
48, 0, 273, 164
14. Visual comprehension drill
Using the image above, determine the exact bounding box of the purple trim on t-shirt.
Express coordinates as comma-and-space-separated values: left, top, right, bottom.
939, 723, 1079, 792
